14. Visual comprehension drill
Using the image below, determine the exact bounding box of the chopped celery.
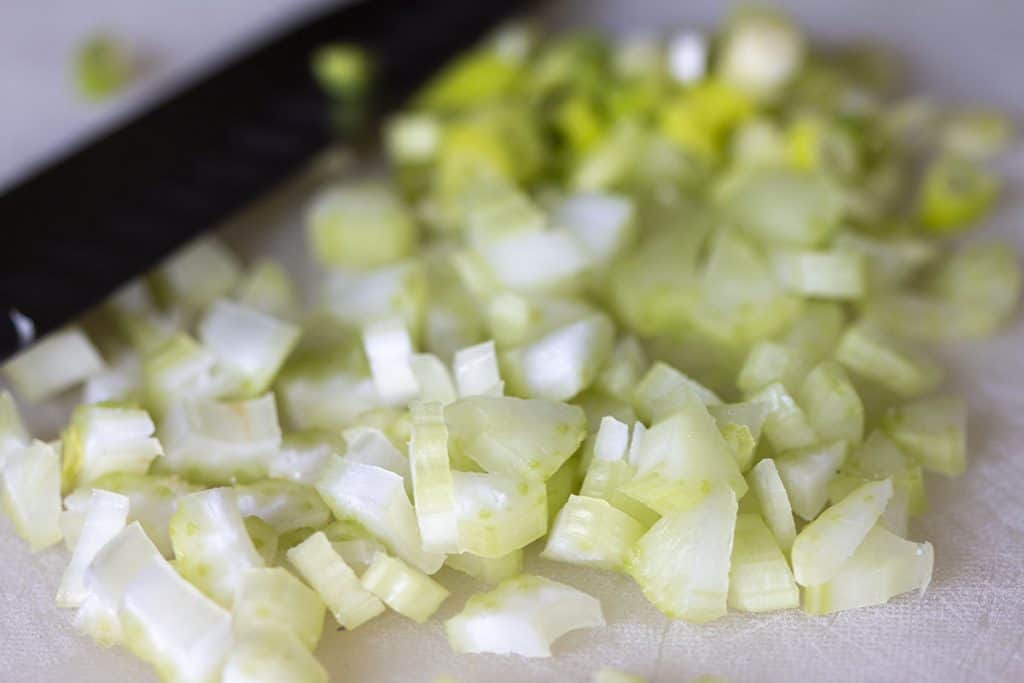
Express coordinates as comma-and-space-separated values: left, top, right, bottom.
322, 518, 386, 570
312, 44, 369, 100
343, 426, 411, 483
169, 488, 265, 606
709, 401, 768, 472
717, 9, 805, 99
633, 361, 722, 424
883, 395, 966, 477
453, 340, 503, 397
772, 249, 865, 300
504, 314, 614, 401
234, 479, 332, 535
363, 317, 419, 407
222, 623, 327, 683
286, 531, 385, 630
278, 371, 380, 433
82, 353, 141, 405
410, 353, 458, 404
386, 112, 441, 164
832, 232, 937, 291
74, 34, 133, 101
941, 109, 1012, 160
552, 192, 637, 265
775, 441, 848, 521
835, 322, 942, 398
56, 490, 129, 608
542, 495, 645, 572
592, 670, 648, 683
198, 299, 300, 397
234, 260, 297, 319
410, 402, 459, 553
629, 486, 738, 623
445, 575, 604, 657
929, 242, 1021, 338
159, 393, 282, 484
545, 455, 577, 525
747, 459, 796, 552
476, 227, 592, 293
1, 440, 63, 550
315, 456, 444, 573
802, 524, 933, 615
360, 552, 450, 622
596, 337, 648, 402
792, 478, 893, 586
799, 361, 864, 445
580, 422, 658, 528
244, 516, 279, 565
2, 327, 104, 403
0, 391, 28, 461
141, 333, 234, 418
917, 156, 999, 232
60, 403, 162, 491
727, 513, 799, 612
268, 431, 341, 485
232, 567, 325, 650
308, 182, 417, 268
320, 260, 426, 333
737, 341, 804, 397
749, 382, 818, 452
152, 237, 241, 312
451, 470, 547, 558
445, 396, 586, 481
446, 550, 523, 584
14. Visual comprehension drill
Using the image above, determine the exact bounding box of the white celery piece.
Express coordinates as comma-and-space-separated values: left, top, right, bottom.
592, 669, 648, 683
504, 314, 614, 401
747, 459, 796, 552
596, 336, 648, 401
452, 470, 548, 558
552, 192, 636, 265
884, 395, 967, 477
343, 426, 411, 483
633, 362, 723, 424
802, 524, 934, 615
737, 341, 802, 396
142, 333, 236, 418
476, 228, 592, 292
315, 456, 444, 573
119, 556, 233, 683
2, 327, 104, 403
0, 390, 29, 464
445, 575, 605, 657
234, 260, 297, 319
775, 441, 848, 521
386, 112, 441, 163
629, 487, 738, 623
772, 249, 865, 300
453, 340, 504, 397
170, 488, 265, 606
233, 479, 332, 535
279, 371, 381, 432
307, 182, 416, 268
717, 9, 804, 99
198, 298, 300, 396
153, 236, 241, 311
233, 567, 325, 651
835, 322, 943, 398
244, 516, 279, 565
78, 522, 163, 645
323, 518, 387, 571
709, 401, 768, 472
410, 353, 458, 404
268, 433, 338, 485
56, 490, 129, 608
362, 316, 419, 406
1, 440, 63, 550
799, 361, 864, 445
360, 551, 450, 622
445, 396, 587, 481
82, 353, 141, 405
60, 404, 163, 490
594, 416, 631, 462
446, 550, 523, 584
222, 623, 327, 683
286, 531, 385, 630
542, 495, 645, 572
159, 393, 282, 484
320, 261, 426, 332
750, 382, 819, 452
792, 478, 894, 587
410, 402, 459, 553
728, 513, 799, 612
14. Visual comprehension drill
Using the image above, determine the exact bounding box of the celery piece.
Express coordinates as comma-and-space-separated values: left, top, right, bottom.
451, 470, 547, 558
323, 518, 386, 571
142, 333, 235, 418
56, 490, 129, 608
883, 395, 966, 477
445, 396, 586, 481
737, 341, 804, 397
315, 456, 444, 574
542, 495, 645, 572
152, 237, 241, 312
170, 488, 265, 606
749, 382, 818, 452
941, 109, 1012, 160
633, 361, 722, 424
234, 260, 297, 319
417, 46, 521, 110
917, 156, 999, 232
792, 478, 893, 587
545, 454, 577, 526
592, 670, 648, 683
775, 441, 848, 521
1, 440, 63, 550
453, 340, 503, 397
832, 232, 938, 292
308, 183, 417, 268
709, 402, 768, 471
159, 393, 281, 484
343, 426, 410, 484
222, 623, 327, 683
312, 43, 369, 100
717, 9, 805, 99
836, 430, 926, 515
119, 556, 233, 683
552, 192, 637, 266
386, 112, 441, 164
802, 524, 933, 615
244, 517, 279, 565
0, 391, 28, 462
596, 336, 648, 402
799, 361, 864, 445
286, 531, 385, 630
234, 479, 331, 535
74, 34, 133, 101
269, 431, 341, 486
747, 459, 796, 552
835, 322, 943, 398
363, 316, 419, 407
629, 486, 738, 623
461, 178, 547, 244
445, 550, 523, 584
476, 228, 592, 293
445, 575, 604, 657
772, 249, 865, 300
320, 260, 426, 334
571, 121, 643, 191
929, 242, 1021, 338
410, 402, 459, 553
198, 299, 300, 397
504, 314, 615, 401
2, 327, 104, 404
60, 403, 163, 492
279, 371, 380, 433
580, 426, 658, 528
82, 353, 142, 405
233, 567, 325, 650
410, 353, 458, 404
360, 552, 450, 622
727, 513, 799, 612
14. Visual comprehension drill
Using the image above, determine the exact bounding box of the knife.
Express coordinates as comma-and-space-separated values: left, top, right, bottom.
0, 0, 532, 362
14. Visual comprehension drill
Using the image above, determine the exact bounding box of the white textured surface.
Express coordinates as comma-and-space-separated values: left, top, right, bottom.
3, 1, 1024, 682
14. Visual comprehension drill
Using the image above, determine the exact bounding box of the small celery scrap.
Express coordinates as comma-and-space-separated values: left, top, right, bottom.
74, 34, 134, 101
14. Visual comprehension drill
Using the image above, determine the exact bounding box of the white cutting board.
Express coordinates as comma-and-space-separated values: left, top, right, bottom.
2, 1, 1024, 681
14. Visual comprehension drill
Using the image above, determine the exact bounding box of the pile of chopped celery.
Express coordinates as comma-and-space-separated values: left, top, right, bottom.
2, 10, 1019, 682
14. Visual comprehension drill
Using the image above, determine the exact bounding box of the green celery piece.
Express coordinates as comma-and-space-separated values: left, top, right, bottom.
233, 567, 325, 651
445, 550, 523, 585
74, 34, 133, 101
727, 513, 799, 612
222, 623, 327, 683
360, 552, 450, 623
799, 361, 864, 445
883, 395, 966, 477
542, 495, 646, 572
307, 182, 418, 268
